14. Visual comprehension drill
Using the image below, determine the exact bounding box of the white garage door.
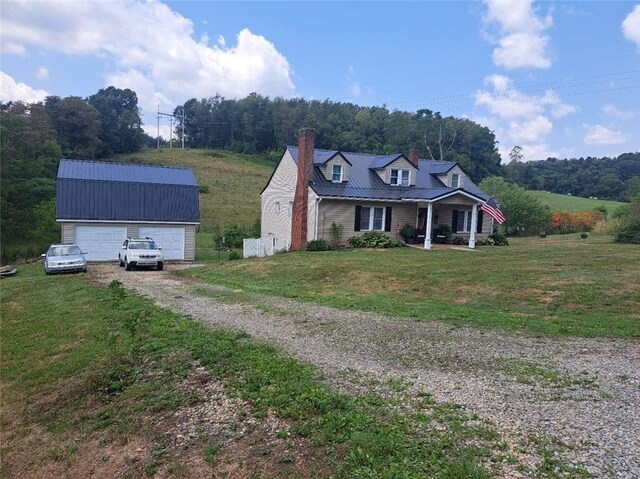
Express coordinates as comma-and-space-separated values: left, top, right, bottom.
75, 226, 127, 261
138, 226, 185, 260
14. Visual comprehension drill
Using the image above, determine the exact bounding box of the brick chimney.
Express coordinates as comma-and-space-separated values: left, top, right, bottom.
291, 128, 315, 251
408, 148, 419, 168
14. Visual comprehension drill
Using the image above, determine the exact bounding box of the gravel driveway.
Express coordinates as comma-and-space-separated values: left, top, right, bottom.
91, 263, 639, 478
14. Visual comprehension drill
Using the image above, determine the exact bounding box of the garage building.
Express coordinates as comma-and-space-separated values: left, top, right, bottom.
56, 159, 200, 261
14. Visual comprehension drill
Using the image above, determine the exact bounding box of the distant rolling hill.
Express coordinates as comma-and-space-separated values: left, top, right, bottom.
529, 190, 626, 215
115, 148, 274, 232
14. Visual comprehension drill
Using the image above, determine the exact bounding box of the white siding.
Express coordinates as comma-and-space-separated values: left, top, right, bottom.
261, 151, 297, 244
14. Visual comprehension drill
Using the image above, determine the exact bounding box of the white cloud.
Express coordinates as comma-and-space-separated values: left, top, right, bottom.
583, 124, 627, 145
0, 71, 48, 102
508, 115, 552, 143
603, 104, 635, 120
474, 73, 576, 161
347, 66, 362, 97
622, 5, 640, 49
36, 66, 49, 80
482, 0, 553, 69
1, 0, 295, 112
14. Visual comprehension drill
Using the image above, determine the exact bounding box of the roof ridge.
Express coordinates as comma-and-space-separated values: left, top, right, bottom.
59, 158, 193, 171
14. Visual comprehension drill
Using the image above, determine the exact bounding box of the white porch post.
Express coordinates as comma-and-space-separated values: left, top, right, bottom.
469, 203, 478, 249
424, 202, 433, 249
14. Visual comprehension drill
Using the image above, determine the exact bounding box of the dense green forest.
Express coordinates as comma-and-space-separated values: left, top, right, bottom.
174, 94, 503, 183
505, 153, 640, 202
1, 87, 638, 261
0, 87, 146, 260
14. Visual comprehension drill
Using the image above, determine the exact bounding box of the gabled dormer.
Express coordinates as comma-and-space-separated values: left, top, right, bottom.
436, 163, 466, 188
317, 152, 351, 183
370, 153, 418, 187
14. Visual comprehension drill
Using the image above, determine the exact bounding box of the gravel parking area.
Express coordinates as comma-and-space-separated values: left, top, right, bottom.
91, 263, 640, 478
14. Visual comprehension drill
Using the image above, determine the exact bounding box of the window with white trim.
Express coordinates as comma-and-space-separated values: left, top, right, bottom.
360, 206, 385, 231
451, 173, 460, 188
390, 169, 410, 186
332, 164, 343, 183
288, 201, 293, 214
455, 210, 472, 233
275, 202, 281, 214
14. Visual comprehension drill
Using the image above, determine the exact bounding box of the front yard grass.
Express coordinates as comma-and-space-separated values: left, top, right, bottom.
184, 234, 639, 338
2, 264, 510, 478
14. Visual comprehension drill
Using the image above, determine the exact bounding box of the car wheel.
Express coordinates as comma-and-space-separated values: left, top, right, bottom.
125, 259, 133, 271
157, 262, 164, 271
119, 256, 124, 267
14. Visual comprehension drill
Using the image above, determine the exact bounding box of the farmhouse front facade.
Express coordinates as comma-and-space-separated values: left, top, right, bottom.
261, 130, 495, 249
56, 159, 200, 261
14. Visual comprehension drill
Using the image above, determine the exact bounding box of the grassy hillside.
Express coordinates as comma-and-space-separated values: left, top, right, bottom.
529, 190, 626, 215
115, 148, 275, 232
184, 234, 639, 338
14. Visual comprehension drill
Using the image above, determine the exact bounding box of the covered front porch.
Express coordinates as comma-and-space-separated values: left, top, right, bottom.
411, 193, 490, 249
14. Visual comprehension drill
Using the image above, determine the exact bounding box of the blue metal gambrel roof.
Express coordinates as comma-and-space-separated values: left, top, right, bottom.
56, 159, 200, 223
287, 146, 490, 202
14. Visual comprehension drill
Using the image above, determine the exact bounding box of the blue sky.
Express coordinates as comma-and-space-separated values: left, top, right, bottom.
1, 0, 639, 162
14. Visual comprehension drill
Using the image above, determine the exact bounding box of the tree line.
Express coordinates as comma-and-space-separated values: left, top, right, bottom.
0, 87, 146, 260
505, 150, 639, 202
173, 93, 504, 183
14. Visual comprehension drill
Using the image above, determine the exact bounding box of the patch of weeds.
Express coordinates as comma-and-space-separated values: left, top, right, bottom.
144, 461, 158, 477
497, 358, 597, 389
523, 433, 591, 478
151, 442, 169, 458
386, 375, 413, 393
616, 374, 630, 383
280, 453, 295, 463
203, 443, 223, 465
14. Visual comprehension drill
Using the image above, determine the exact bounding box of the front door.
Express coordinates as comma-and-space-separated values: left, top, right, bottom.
417, 208, 427, 240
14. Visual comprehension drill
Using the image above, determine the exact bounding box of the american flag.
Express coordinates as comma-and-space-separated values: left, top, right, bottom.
480, 197, 506, 224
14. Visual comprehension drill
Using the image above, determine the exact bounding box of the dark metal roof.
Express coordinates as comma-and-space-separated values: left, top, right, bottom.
56, 159, 200, 223
58, 159, 198, 185
287, 146, 490, 202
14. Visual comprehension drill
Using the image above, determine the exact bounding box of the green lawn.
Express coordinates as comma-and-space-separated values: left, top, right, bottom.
529, 190, 626, 215
184, 235, 640, 338
1, 265, 509, 478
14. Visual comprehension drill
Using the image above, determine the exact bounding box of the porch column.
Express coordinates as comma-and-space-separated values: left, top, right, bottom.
424, 202, 433, 249
469, 203, 478, 249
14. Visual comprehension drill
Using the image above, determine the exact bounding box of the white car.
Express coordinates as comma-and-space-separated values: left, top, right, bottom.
119, 238, 164, 271
43, 244, 88, 275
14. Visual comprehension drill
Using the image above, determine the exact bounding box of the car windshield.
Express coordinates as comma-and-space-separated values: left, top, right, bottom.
129, 241, 157, 250
48, 245, 82, 256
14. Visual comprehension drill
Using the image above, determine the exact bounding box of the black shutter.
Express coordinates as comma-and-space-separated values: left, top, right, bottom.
354, 205, 361, 231
477, 210, 484, 233
452, 210, 458, 233
384, 207, 392, 232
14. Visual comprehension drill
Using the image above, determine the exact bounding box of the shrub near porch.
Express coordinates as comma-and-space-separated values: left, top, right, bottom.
183, 235, 640, 338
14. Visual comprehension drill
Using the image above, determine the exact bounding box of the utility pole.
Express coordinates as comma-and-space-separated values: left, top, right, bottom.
156, 109, 179, 149
181, 110, 185, 149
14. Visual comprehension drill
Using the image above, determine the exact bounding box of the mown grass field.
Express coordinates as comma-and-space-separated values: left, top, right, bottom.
1, 265, 509, 478
185, 234, 640, 338
116, 148, 273, 232
528, 190, 626, 215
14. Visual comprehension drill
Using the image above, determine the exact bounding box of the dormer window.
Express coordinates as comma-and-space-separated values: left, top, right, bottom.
451, 173, 460, 188
391, 169, 410, 186
332, 164, 343, 183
